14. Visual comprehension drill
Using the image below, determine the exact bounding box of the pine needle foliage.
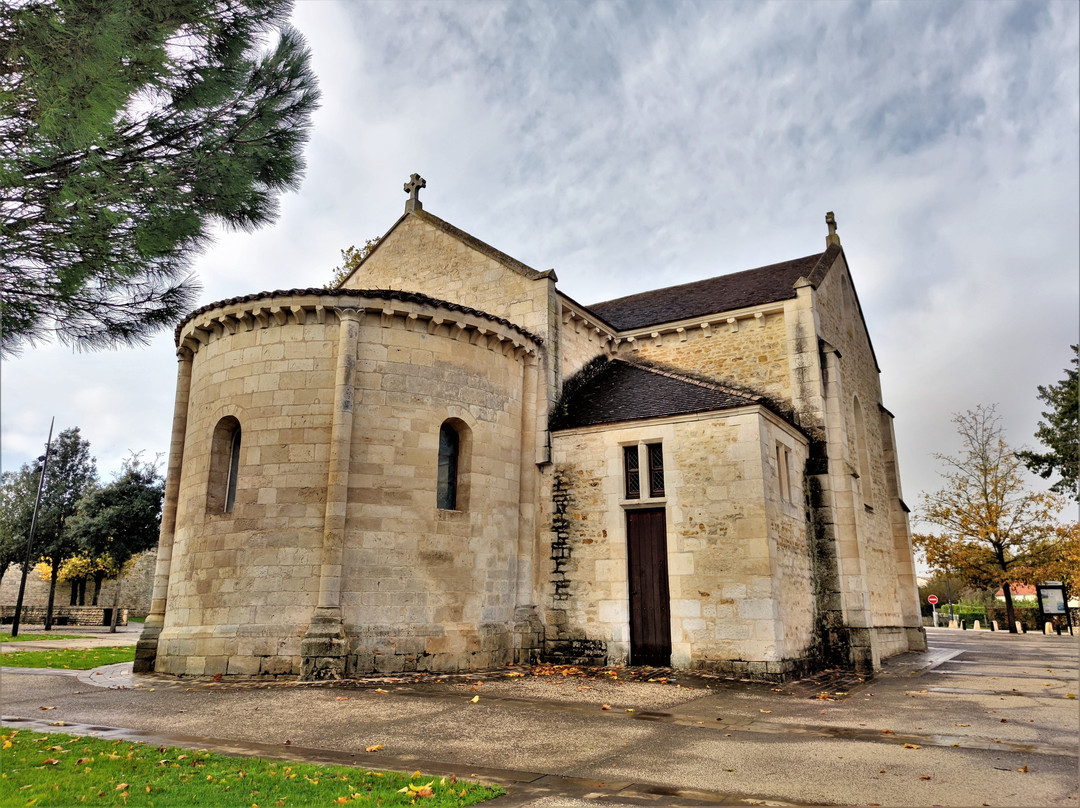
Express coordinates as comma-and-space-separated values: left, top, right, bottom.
1017, 345, 1079, 502
0, 0, 320, 356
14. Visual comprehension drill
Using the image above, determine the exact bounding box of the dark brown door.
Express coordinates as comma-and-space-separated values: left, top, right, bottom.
626, 508, 671, 666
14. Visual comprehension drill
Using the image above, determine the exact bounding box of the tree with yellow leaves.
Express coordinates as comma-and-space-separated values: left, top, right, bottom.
913, 405, 1068, 633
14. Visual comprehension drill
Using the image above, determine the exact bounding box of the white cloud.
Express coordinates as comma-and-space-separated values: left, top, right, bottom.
2, 0, 1077, 526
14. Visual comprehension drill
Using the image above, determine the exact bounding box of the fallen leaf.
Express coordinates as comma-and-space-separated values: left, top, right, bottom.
38, 706, 57, 711
373, 688, 389, 694
1067, 694, 1076, 699
759, 709, 772, 714
213, 673, 223, 681
625, 708, 635, 713
904, 744, 921, 749
77, 758, 92, 764
42, 758, 60, 765
881, 729, 894, 734
47, 721, 65, 727
955, 723, 970, 727
601, 704, 611, 710
283, 740, 291, 745
335, 696, 349, 701
470, 695, 480, 703
116, 783, 129, 790
1018, 765, 1028, 772
919, 775, 931, 780
365, 744, 383, 752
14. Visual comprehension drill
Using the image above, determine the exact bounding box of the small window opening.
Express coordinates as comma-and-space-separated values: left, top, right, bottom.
207, 416, 242, 515
776, 443, 791, 503
623, 445, 641, 499
647, 443, 665, 498
225, 426, 241, 513
437, 423, 460, 510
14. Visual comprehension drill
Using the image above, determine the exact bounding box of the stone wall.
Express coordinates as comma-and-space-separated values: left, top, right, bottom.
557, 299, 613, 383
346, 212, 556, 343
544, 407, 813, 676
616, 309, 793, 402
155, 291, 539, 677
0, 550, 156, 617
1, 605, 128, 626
813, 261, 911, 631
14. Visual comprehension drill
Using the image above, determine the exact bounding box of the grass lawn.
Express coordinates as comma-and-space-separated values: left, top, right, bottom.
0, 634, 92, 643
0, 647, 135, 669
0, 729, 505, 806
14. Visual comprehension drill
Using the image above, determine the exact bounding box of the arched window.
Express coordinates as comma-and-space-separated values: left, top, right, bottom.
437, 422, 460, 511
208, 416, 242, 514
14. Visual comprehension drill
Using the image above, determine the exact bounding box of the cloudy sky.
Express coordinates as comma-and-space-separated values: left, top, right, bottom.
2, 1, 1078, 532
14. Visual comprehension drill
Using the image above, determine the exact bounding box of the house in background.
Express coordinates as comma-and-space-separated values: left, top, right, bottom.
135, 177, 926, 681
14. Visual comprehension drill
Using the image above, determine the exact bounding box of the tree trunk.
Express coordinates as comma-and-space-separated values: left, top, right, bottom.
78, 578, 86, 606
1003, 581, 1018, 633
45, 563, 59, 630
69, 580, 78, 606
92, 572, 104, 606
110, 576, 122, 633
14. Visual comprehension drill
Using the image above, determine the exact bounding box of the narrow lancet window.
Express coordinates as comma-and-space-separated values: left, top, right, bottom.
437, 422, 460, 510
647, 443, 665, 498
624, 445, 641, 499
207, 415, 242, 515
225, 425, 241, 513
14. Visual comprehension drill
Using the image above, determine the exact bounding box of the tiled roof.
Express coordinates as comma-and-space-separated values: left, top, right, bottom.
587, 248, 836, 331
552, 359, 766, 430
174, 288, 542, 345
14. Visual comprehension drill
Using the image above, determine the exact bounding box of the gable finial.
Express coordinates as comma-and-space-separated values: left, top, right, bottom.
825, 211, 840, 248
404, 173, 426, 212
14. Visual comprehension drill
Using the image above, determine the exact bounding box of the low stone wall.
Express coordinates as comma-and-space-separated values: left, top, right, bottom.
0, 605, 128, 626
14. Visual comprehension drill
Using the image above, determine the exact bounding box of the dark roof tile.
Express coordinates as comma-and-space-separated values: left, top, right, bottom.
552, 359, 764, 430
587, 250, 832, 331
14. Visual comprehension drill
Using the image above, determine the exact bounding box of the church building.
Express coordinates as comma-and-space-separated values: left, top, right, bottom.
135, 176, 926, 681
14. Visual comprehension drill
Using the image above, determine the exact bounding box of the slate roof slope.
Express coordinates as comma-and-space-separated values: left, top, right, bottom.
552, 359, 768, 430
586, 247, 838, 331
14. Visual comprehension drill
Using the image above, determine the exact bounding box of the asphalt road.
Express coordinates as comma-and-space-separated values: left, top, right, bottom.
2, 627, 1077, 807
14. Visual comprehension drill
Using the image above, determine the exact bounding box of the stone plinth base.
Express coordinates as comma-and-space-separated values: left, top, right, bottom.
301, 608, 347, 680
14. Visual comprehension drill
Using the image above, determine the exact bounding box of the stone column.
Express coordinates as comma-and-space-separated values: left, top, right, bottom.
134, 347, 194, 673
301, 307, 360, 680
514, 353, 543, 661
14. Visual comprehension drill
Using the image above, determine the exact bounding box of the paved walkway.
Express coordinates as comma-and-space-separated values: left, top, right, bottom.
2, 628, 1077, 806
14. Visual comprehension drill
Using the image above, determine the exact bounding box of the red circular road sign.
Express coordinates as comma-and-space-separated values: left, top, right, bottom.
927, 595, 939, 605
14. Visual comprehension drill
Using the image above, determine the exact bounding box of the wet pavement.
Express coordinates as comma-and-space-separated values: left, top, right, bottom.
1, 627, 1077, 807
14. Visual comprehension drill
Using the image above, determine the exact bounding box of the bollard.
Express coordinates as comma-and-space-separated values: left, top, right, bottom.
961, 620, 966, 630
991, 620, 999, 631
948, 620, 958, 629
973, 620, 981, 630
1045, 622, 1054, 635
1016, 621, 1024, 633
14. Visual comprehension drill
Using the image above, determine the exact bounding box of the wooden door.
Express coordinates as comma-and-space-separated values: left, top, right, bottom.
626, 508, 671, 666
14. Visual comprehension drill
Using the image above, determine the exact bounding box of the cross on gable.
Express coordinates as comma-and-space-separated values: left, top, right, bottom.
404, 173, 426, 212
